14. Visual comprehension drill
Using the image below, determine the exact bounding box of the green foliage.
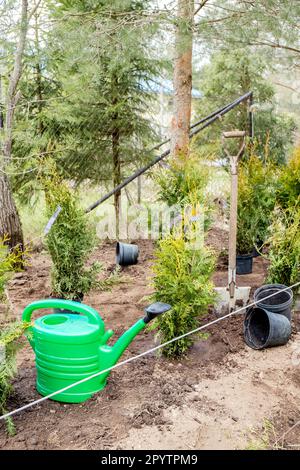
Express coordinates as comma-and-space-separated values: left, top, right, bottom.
155, 153, 213, 232
44, 0, 161, 182
266, 147, 300, 285
0, 237, 24, 301
237, 152, 278, 254
156, 154, 211, 208
197, 48, 296, 164
277, 147, 300, 209
200, 0, 300, 71
151, 230, 216, 357
245, 419, 277, 451
0, 321, 30, 434
267, 206, 300, 286
43, 160, 117, 300
9, 0, 165, 208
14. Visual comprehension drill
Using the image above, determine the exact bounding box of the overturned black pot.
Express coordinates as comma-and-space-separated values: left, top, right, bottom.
244, 306, 291, 350
116, 242, 139, 266
236, 253, 253, 275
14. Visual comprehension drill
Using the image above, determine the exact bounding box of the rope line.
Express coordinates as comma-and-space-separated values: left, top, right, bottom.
1, 281, 299, 422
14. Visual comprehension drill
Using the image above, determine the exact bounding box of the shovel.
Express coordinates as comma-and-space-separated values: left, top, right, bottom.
215, 130, 251, 315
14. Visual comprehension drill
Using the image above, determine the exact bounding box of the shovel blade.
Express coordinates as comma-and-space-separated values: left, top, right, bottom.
214, 286, 251, 316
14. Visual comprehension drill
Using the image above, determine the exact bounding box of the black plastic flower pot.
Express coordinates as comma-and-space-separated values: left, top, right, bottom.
116, 242, 139, 266
254, 284, 293, 320
244, 306, 291, 350
236, 253, 253, 275
52, 295, 83, 314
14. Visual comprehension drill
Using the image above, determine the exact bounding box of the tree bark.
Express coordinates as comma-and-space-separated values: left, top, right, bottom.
0, 75, 4, 130
0, 0, 29, 249
34, 9, 45, 136
4, 0, 29, 163
0, 173, 24, 249
112, 128, 121, 239
170, 0, 194, 162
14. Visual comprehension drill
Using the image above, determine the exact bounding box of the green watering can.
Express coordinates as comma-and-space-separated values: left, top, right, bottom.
22, 299, 171, 404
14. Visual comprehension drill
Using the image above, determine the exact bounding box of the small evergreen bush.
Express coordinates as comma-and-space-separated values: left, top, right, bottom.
237, 153, 278, 254
0, 321, 30, 434
156, 154, 211, 209
155, 153, 213, 233
0, 237, 29, 433
267, 206, 300, 286
0, 236, 24, 302
151, 229, 216, 357
43, 161, 118, 300
277, 147, 300, 209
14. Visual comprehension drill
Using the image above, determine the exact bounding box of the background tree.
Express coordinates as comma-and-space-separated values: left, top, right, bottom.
170, 0, 195, 162
0, 0, 29, 249
0, 0, 43, 249
42, 0, 162, 234
195, 48, 296, 163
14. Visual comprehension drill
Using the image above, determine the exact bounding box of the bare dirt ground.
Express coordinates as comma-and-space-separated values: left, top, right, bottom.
0, 229, 299, 450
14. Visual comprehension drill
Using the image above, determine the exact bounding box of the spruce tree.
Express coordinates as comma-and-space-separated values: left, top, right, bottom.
45, 0, 162, 233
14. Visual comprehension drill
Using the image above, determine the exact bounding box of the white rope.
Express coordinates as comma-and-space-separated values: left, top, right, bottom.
1, 281, 299, 422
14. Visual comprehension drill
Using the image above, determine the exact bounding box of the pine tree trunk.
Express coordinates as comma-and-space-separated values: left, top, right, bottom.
112, 128, 121, 239
0, 173, 24, 249
34, 11, 45, 136
170, 0, 194, 162
0, 0, 28, 250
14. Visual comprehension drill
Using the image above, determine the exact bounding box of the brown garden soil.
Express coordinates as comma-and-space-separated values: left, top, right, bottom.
0, 228, 300, 450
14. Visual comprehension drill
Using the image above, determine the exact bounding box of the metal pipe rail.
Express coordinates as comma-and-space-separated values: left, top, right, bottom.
85, 91, 253, 213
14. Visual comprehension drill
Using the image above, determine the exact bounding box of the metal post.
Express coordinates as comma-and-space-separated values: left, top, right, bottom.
248, 93, 254, 140
137, 175, 141, 204
228, 155, 238, 298
85, 92, 253, 213
222, 131, 246, 302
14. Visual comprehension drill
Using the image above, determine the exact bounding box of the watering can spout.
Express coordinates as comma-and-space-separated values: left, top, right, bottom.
108, 302, 172, 365
109, 318, 146, 364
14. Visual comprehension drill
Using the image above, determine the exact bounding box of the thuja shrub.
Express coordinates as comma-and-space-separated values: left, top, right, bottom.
156, 155, 211, 209
151, 230, 216, 357
267, 206, 300, 286
155, 154, 213, 233
0, 321, 30, 434
277, 147, 300, 209
0, 236, 24, 301
43, 161, 119, 300
237, 153, 278, 254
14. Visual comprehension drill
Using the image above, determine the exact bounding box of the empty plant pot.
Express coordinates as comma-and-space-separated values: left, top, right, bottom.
236, 254, 253, 275
52, 295, 83, 314
116, 242, 139, 266
254, 284, 293, 320
244, 306, 291, 350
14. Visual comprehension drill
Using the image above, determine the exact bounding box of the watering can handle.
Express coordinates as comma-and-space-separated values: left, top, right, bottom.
22, 299, 103, 327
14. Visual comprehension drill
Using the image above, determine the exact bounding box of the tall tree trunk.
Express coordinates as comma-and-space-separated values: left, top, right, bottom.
112, 128, 121, 239
34, 9, 45, 136
0, 174, 24, 249
0, 0, 29, 249
0, 75, 4, 130
170, 0, 194, 162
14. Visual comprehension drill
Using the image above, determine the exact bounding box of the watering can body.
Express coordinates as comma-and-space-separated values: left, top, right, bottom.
22, 299, 147, 403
